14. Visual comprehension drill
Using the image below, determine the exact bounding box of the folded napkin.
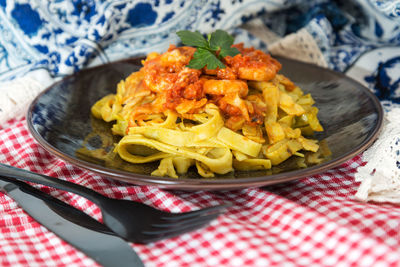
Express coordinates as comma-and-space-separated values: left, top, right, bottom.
1, 0, 400, 202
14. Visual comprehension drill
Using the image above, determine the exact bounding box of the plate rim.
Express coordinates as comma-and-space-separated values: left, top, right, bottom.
26, 56, 384, 190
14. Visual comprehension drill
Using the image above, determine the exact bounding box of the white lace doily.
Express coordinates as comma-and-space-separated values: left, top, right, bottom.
355, 107, 400, 203
267, 28, 328, 68
242, 19, 328, 68
0, 70, 52, 125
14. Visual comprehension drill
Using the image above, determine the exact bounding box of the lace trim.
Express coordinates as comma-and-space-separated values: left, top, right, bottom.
0, 70, 51, 124
355, 107, 400, 203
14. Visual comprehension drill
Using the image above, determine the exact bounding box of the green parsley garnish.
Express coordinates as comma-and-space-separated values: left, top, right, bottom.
176, 29, 240, 70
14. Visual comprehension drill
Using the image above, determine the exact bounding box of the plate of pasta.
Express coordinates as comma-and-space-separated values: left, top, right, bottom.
27, 31, 383, 190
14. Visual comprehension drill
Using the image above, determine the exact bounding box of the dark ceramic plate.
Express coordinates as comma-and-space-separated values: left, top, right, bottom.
27, 57, 383, 190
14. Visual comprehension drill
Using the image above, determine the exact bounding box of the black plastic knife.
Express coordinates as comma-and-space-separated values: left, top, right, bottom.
0, 177, 144, 267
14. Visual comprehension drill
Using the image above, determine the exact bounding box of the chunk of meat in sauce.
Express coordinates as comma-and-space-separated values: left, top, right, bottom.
203, 79, 248, 97
224, 43, 281, 82
203, 79, 250, 120
164, 68, 203, 109
141, 45, 197, 93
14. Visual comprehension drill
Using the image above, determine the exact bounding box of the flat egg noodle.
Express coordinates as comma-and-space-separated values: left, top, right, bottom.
115, 134, 233, 174
233, 158, 272, 171
91, 94, 115, 120
128, 104, 224, 147
216, 127, 262, 157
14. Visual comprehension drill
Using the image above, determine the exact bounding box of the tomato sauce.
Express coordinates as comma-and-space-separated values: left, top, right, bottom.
137, 43, 282, 128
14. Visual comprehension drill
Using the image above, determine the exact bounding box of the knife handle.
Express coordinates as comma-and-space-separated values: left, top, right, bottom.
0, 176, 114, 235
0, 162, 105, 206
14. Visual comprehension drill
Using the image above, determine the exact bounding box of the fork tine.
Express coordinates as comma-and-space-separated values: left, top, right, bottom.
144, 213, 220, 236
160, 203, 231, 221
151, 211, 222, 228
141, 216, 219, 243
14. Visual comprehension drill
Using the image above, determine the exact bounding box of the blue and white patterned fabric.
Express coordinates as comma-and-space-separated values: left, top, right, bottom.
0, 0, 399, 103
0, 0, 275, 80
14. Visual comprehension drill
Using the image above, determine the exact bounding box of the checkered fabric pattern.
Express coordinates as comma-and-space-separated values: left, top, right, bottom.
1, 118, 399, 267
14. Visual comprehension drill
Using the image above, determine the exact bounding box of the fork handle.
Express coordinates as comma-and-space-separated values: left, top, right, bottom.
0, 162, 105, 206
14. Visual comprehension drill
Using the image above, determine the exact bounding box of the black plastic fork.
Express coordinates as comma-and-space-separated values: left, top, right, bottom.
0, 162, 230, 244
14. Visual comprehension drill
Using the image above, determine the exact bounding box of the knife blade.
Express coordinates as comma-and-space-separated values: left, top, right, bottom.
0, 177, 144, 267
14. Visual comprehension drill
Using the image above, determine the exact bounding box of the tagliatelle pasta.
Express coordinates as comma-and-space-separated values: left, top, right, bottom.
91, 43, 325, 178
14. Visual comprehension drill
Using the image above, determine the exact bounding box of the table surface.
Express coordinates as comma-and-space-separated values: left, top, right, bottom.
1, 118, 399, 267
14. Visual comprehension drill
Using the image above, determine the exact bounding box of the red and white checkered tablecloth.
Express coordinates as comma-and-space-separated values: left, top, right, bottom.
1, 118, 399, 267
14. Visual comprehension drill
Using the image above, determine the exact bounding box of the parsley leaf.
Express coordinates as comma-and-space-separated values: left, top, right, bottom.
176, 30, 209, 49
209, 30, 234, 51
187, 48, 225, 69
219, 46, 240, 58
176, 29, 240, 70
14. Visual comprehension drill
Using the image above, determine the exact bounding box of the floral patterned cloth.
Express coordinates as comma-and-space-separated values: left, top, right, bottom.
1, 0, 400, 105
0, 0, 399, 84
